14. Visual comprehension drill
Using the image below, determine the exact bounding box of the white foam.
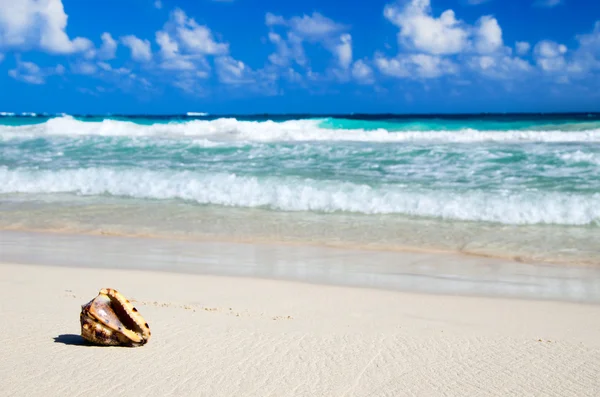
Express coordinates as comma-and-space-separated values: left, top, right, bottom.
558, 151, 600, 165
2, 116, 600, 143
1, 167, 598, 226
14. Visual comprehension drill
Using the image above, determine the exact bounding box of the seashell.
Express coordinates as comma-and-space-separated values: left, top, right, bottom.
80, 288, 151, 347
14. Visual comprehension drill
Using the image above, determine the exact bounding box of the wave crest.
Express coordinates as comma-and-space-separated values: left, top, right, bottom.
2, 116, 600, 143
1, 167, 599, 226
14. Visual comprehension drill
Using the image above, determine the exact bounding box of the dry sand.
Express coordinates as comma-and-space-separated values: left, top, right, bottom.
1, 262, 599, 396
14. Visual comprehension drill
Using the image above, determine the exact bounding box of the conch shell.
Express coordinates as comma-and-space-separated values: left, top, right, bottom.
80, 288, 151, 347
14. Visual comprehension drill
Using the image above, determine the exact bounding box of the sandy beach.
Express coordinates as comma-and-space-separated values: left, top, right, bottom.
2, 0, 600, 394
1, 232, 600, 396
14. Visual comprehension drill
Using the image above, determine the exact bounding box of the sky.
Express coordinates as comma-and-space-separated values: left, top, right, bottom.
0, 0, 599, 114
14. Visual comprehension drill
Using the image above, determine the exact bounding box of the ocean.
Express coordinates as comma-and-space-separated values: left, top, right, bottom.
1, 113, 599, 265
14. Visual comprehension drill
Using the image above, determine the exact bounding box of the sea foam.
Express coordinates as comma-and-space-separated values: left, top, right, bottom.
1, 166, 598, 226
2, 116, 600, 143
558, 150, 600, 165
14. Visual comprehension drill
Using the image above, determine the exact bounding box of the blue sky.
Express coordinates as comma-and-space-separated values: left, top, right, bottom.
0, 0, 599, 114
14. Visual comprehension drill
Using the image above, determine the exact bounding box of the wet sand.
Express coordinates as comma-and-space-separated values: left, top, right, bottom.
2, 230, 600, 303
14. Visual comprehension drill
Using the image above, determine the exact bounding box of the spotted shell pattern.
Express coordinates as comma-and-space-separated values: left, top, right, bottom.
80, 288, 151, 347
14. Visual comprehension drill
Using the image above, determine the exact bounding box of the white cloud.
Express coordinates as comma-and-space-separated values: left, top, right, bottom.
97, 63, 152, 91
121, 35, 152, 62
535, 0, 562, 7
98, 62, 131, 75
267, 32, 290, 66
71, 61, 97, 75
266, 12, 348, 40
384, 0, 470, 55
171, 71, 211, 95
516, 41, 531, 55
526, 22, 600, 80
97, 62, 131, 75
153, 9, 229, 80
156, 31, 179, 59
9, 61, 44, 84
335, 34, 353, 68
468, 54, 531, 78
475, 16, 503, 53
265, 13, 286, 26
98, 62, 111, 71
267, 31, 306, 66
567, 21, 600, 75
8, 58, 63, 84
213, 58, 278, 93
576, 22, 600, 52
283, 67, 303, 83
374, 52, 458, 78
534, 40, 567, 71
351, 60, 375, 84
287, 13, 347, 42
154, 0, 163, 9
215, 56, 255, 84
475, 55, 495, 70
265, 12, 352, 73
536, 40, 567, 58
384, 0, 505, 56
0, 0, 92, 54
377, 0, 536, 82
167, 9, 228, 55
75, 66, 150, 95
162, 57, 200, 71
98, 33, 117, 60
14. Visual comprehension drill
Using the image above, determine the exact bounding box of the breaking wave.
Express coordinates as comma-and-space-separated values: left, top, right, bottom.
1, 116, 600, 143
1, 167, 599, 226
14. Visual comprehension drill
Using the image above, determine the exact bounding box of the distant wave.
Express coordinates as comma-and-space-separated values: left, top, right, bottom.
1, 166, 599, 226
0, 112, 15, 116
186, 112, 209, 116
2, 116, 600, 143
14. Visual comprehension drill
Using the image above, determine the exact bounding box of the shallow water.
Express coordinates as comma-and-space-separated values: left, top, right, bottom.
1, 194, 599, 265
1, 114, 600, 265
2, 230, 600, 303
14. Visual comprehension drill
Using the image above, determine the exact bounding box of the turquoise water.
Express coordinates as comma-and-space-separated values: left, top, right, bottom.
319, 117, 600, 132
1, 113, 599, 264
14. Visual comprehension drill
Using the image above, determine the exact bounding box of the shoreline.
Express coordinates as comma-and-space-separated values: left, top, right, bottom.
1, 261, 599, 396
3, 229, 600, 304
2, 225, 599, 268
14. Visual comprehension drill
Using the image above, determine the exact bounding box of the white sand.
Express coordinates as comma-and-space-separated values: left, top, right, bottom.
1, 261, 599, 396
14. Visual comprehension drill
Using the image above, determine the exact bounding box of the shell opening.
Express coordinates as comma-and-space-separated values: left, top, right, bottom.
106, 294, 145, 335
